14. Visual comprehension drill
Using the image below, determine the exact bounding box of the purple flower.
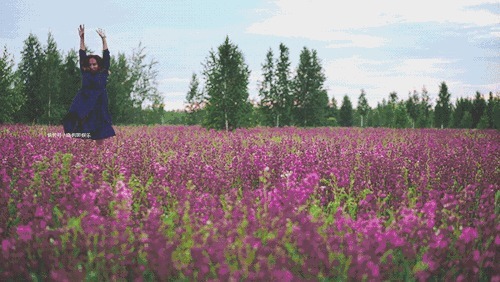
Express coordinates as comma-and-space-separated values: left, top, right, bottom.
16, 225, 33, 241
459, 227, 478, 244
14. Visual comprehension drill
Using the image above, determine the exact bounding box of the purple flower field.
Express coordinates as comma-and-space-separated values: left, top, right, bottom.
1, 125, 499, 281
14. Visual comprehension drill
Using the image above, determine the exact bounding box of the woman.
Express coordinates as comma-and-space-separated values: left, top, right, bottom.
63, 24, 115, 146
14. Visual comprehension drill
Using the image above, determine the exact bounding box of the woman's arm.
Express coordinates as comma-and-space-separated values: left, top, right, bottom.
96, 28, 110, 71
96, 28, 108, 50
79, 24, 85, 50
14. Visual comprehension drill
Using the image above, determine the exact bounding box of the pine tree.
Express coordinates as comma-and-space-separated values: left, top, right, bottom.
417, 86, 432, 128
434, 82, 452, 128
274, 43, 293, 127
60, 49, 81, 120
405, 90, 419, 128
327, 96, 339, 126
486, 92, 494, 128
394, 101, 411, 128
452, 97, 473, 128
185, 73, 205, 125
39, 32, 63, 124
107, 53, 136, 124
292, 47, 328, 126
258, 48, 275, 126
471, 91, 486, 128
339, 95, 353, 127
203, 36, 251, 131
0, 46, 23, 123
357, 89, 369, 127
15, 33, 44, 123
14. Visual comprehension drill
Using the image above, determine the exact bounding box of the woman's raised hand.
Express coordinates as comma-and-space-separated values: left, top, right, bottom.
96, 28, 106, 39
78, 24, 85, 38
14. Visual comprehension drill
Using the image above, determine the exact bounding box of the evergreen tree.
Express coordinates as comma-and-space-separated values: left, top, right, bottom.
384, 92, 398, 127
357, 89, 369, 127
60, 49, 81, 120
292, 47, 328, 126
107, 53, 136, 124
417, 86, 432, 128
274, 43, 293, 127
434, 82, 452, 128
405, 90, 419, 128
39, 32, 64, 124
394, 101, 411, 128
460, 111, 473, 128
258, 48, 276, 126
203, 36, 251, 131
486, 92, 494, 128
452, 97, 473, 128
0, 46, 23, 123
339, 95, 353, 127
493, 97, 500, 129
327, 96, 339, 126
471, 91, 486, 128
15, 33, 44, 123
185, 73, 205, 125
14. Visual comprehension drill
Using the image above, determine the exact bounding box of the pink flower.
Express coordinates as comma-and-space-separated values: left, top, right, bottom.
366, 261, 380, 277
459, 227, 478, 244
35, 206, 44, 217
2, 239, 11, 255
17, 225, 33, 241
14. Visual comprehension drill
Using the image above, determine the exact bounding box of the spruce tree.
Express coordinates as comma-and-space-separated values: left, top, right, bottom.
16, 33, 44, 123
203, 36, 251, 131
486, 92, 494, 128
185, 73, 205, 125
405, 90, 419, 128
357, 89, 369, 127
258, 48, 275, 126
275, 43, 292, 127
292, 47, 328, 127
107, 53, 136, 124
60, 49, 81, 120
339, 95, 353, 127
417, 86, 432, 128
39, 32, 63, 124
0, 46, 23, 123
452, 98, 473, 128
328, 96, 339, 126
434, 82, 452, 128
471, 91, 486, 128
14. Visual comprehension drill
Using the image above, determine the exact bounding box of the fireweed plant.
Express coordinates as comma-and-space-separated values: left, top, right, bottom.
0, 125, 498, 281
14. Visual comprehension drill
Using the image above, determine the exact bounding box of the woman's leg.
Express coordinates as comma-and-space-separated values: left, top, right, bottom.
96, 139, 104, 146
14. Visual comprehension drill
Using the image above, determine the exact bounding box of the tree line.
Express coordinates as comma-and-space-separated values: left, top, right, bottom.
1, 33, 499, 130
186, 37, 500, 130
0, 33, 164, 125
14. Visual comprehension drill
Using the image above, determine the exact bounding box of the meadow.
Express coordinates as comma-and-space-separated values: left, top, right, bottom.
0, 125, 498, 281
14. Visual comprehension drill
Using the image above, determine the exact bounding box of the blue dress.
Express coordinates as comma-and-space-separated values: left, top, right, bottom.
63, 49, 116, 140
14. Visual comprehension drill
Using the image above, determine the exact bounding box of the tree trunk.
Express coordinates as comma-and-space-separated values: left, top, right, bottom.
225, 111, 228, 132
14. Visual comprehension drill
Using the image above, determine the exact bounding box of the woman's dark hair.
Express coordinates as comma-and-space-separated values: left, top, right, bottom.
82, 55, 104, 72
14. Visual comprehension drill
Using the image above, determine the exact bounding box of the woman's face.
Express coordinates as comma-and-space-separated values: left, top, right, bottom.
89, 58, 99, 73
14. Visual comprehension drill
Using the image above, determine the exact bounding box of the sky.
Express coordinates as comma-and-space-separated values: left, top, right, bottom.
1, 0, 499, 110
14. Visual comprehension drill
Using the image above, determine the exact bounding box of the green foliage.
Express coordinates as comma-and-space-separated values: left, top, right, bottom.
15, 33, 44, 123
0, 46, 24, 123
357, 89, 370, 127
435, 82, 452, 128
202, 36, 251, 131
339, 95, 353, 127
292, 47, 329, 127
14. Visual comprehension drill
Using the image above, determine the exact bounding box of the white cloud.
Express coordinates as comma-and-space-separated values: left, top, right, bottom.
247, 0, 499, 44
324, 56, 470, 106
